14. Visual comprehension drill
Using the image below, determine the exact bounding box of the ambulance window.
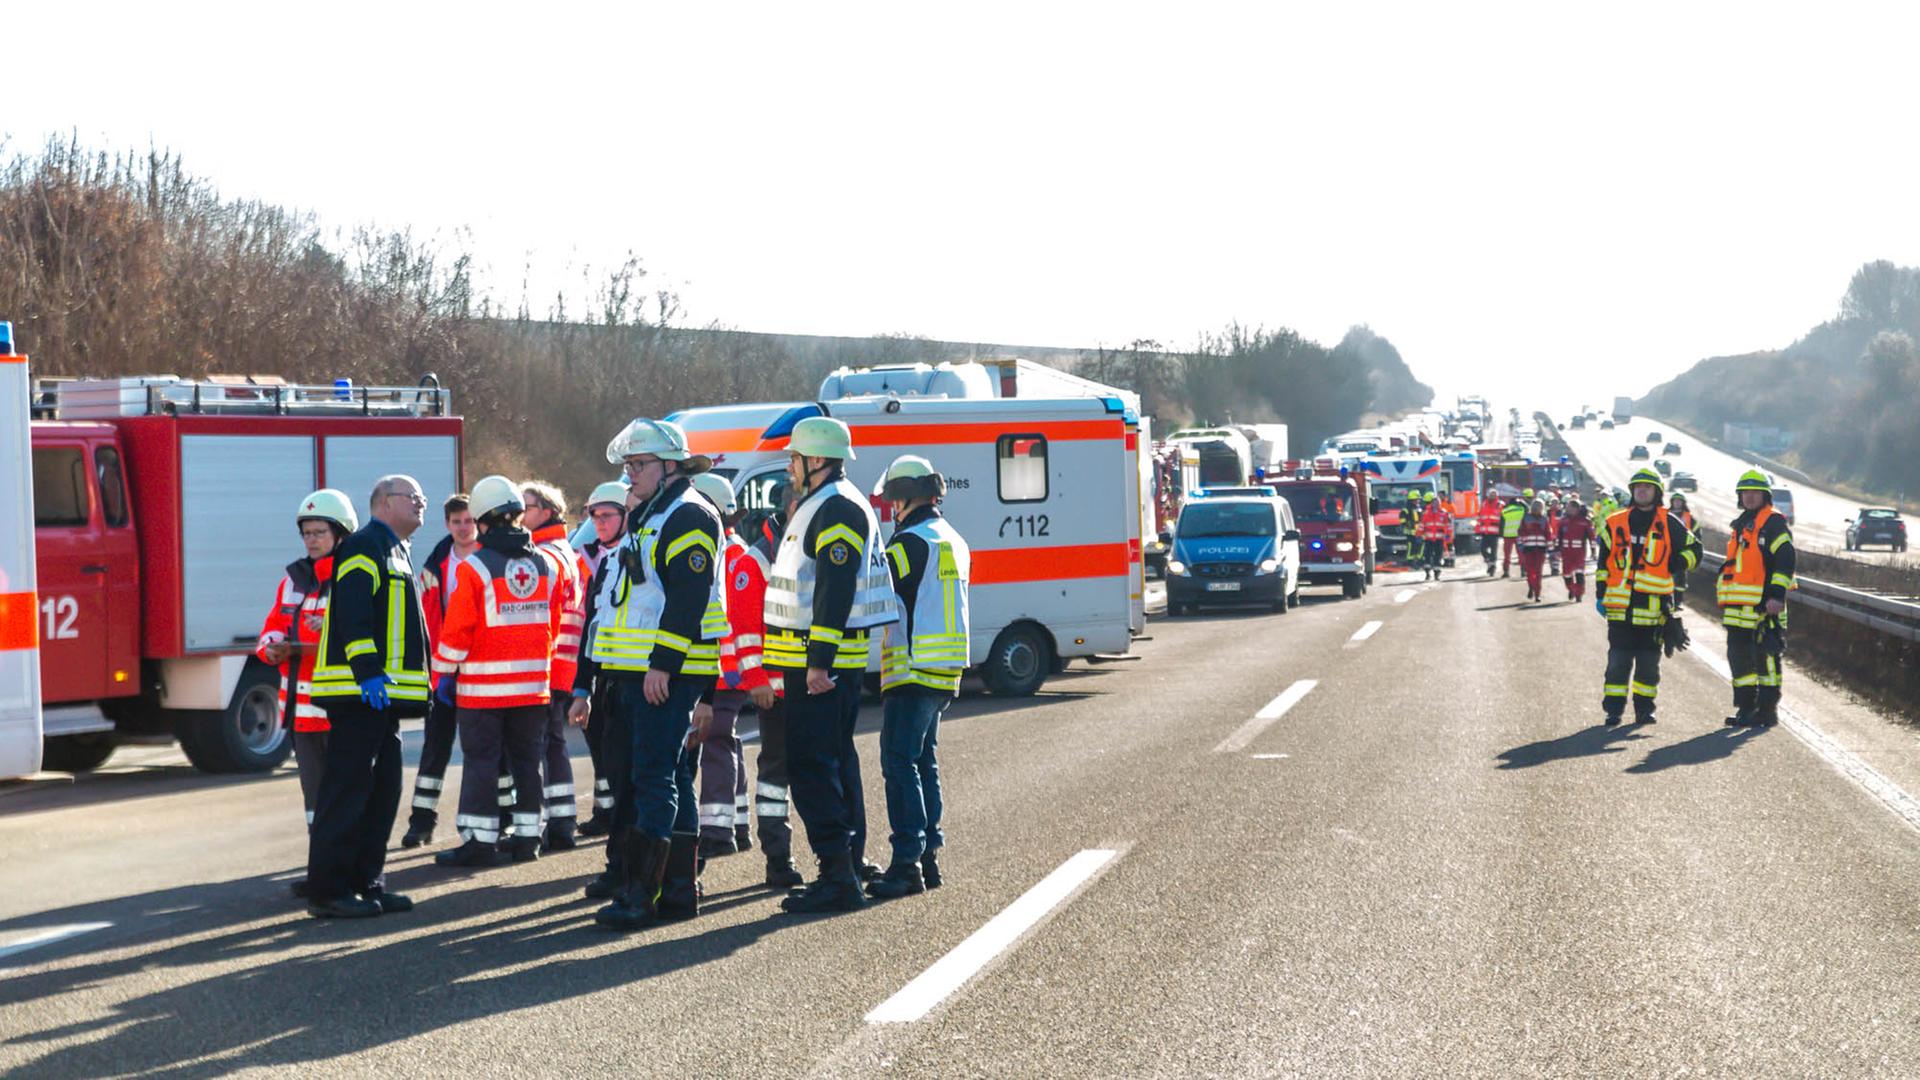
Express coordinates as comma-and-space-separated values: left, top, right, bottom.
996, 435, 1048, 503
32, 446, 90, 527
96, 447, 129, 527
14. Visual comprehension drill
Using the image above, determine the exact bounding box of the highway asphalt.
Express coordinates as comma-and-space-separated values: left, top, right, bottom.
6, 564, 1920, 1077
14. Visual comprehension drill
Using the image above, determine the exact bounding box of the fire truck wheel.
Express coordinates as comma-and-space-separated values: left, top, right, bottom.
1342, 575, 1364, 600
982, 623, 1052, 697
41, 733, 118, 773
177, 661, 293, 774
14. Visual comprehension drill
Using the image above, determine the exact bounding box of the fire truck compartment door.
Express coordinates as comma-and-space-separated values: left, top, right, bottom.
323, 436, 461, 557
158, 654, 250, 710
181, 435, 316, 651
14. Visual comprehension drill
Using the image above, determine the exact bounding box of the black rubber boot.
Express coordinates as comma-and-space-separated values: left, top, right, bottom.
577, 815, 612, 838
765, 857, 805, 889
854, 859, 884, 883
1602, 713, 1622, 728
435, 839, 506, 868
865, 861, 925, 900
1725, 710, 1757, 727
920, 850, 942, 889
781, 852, 866, 914
401, 815, 436, 849
697, 831, 737, 860
1754, 707, 1780, 728
509, 836, 542, 863
658, 834, 701, 921
596, 832, 670, 931
735, 823, 753, 853
543, 820, 577, 852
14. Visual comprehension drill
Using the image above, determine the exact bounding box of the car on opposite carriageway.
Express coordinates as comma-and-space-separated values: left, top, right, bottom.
1846, 507, 1905, 551
1669, 471, 1698, 492
1164, 494, 1302, 616
1630, 445, 1651, 460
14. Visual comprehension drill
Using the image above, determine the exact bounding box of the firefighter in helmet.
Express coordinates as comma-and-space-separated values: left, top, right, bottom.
1721, 470, 1796, 728
1593, 467, 1701, 726
256, 488, 357, 897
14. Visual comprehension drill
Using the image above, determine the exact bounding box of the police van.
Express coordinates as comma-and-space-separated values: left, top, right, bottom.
667, 360, 1146, 696
1163, 492, 1302, 616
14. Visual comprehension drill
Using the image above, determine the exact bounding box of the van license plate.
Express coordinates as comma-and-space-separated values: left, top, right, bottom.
1205, 581, 1241, 592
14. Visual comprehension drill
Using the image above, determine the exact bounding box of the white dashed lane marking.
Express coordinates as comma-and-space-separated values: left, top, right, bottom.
1347, 620, 1383, 646
866, 849, 1121, 1023
1214, 680, 1318, 754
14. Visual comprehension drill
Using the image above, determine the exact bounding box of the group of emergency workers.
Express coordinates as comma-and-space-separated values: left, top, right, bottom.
262, 415, 972, 922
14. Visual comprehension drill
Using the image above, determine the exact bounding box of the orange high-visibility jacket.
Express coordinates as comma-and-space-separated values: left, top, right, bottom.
531, 523, 588, 693
431, 535, 566, 709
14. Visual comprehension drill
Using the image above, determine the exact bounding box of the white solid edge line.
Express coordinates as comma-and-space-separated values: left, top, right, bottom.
866, 849, 1120, 1024
1393, 589, 1416, 604
1214, 679, 1319, 753
1684, 641, 1920, 834
1349, 620, 1383, 643
0, 922, 112, 963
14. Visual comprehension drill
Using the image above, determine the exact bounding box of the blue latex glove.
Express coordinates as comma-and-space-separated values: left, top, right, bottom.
434, 675, 456, 706
359, 674, 395, 710
1594, 595, 1605, 617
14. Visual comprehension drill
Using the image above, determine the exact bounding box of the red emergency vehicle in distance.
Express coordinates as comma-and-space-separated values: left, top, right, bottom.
1265, 461, 1375, 600
23, 374, 462, 774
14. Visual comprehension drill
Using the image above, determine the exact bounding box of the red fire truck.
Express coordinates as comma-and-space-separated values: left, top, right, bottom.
1265, 462, 1375, 599
6, 347, 462, 777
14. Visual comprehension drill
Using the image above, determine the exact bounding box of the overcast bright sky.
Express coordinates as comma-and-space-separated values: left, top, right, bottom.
10, 2, 1920, 412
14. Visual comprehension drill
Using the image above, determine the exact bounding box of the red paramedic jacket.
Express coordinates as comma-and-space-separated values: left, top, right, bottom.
431, 530, 567, 710
531, 523, 589, 694
717, 533, 773, 694
256, 555, 335, 733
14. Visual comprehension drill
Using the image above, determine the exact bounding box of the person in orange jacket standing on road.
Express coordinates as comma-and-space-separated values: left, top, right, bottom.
1418, 491, 1452, 581
1556, 498, 1596, 602
1476, 486, 1504, 576
1516, 497, 1553, 602
523, 479, 589, 851
431, 475, 567, 868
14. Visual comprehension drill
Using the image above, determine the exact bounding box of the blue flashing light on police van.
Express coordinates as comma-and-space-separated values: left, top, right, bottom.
0, 321, 12, 355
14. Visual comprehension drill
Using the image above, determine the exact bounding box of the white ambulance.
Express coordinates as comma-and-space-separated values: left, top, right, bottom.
0, 324, 42, 778
670, 360, 1145, 696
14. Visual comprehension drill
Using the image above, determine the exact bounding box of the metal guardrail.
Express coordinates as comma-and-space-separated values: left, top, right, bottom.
1697, 548, 1920, 642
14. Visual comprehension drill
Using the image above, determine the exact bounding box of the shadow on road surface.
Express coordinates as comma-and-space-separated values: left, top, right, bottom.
1624, 726, 1767, 774
1, 851, 799, 1076
1495, 725, 1649, 769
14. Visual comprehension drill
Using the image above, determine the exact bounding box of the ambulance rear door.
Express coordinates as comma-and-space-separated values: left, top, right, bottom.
1, 332, 43, 778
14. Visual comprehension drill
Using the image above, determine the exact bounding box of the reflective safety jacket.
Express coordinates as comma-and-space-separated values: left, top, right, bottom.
765, 474, 897, 672
312, 519, 432, 715
881, 505, 971, 694
1597, 506, 1701, 625
1556, 511, 1595, 561
718, 533, 772, 693
1517, 515, 1552, 551
587, 477, 729, 678
257, 555, 335, 733
531, 523, 588, 692
1718, 504, 1796, 627
432, 528, 566, 709
1501, 500, 1527, 539
1476, 501, 1504, 536
1418, 504, 1452, 542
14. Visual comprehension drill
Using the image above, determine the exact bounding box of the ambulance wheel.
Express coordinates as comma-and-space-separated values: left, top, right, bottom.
982, 623, 1051, 697
177, 661, 292, 774
1287, 582, 1302, 608
41, 733, 118, 773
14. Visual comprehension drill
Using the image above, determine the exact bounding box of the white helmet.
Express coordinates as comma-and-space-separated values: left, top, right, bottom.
296, 488, 358, 533
689, 472, 737, 514
469, 474, 525, 520
586, 479, 629, 510
606, 417, 704, 466
789, 416, 855, 460
876, 454, 945, 501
